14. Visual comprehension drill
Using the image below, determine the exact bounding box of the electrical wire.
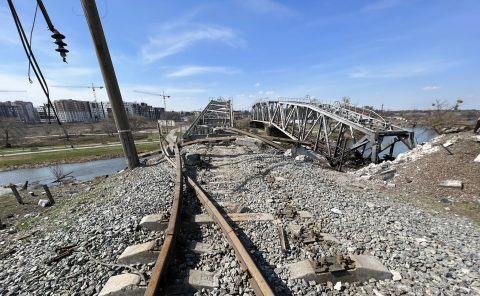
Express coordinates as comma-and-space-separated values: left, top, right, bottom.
7, 0, 60, 126
27, 3, 39, 84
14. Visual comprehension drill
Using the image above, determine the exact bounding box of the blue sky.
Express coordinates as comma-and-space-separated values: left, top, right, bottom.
0, 0, 479, 111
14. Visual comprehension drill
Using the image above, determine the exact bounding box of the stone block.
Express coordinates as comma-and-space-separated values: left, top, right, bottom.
38, 199, 51, 207
187, 269, 218, 290
117, 241, 158, 265
98, 273, 145, 296
189, 241, 213, 254
139, 214, 167, 232
474, 154, 480, 163
288, 260, 317, 281
439, 180, 463, 189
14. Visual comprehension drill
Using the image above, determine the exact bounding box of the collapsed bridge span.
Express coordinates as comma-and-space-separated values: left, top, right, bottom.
251, 100, 414, 166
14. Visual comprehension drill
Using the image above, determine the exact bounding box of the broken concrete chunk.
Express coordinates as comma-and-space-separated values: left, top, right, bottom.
295, 155, 312, 162
187, 269, 218, 290
474, 154, 480, 163
439, 180, 463, 189
331, 208, 342, 215
117, 240, 159, 265
288, 260, 317, 281
98, 273, 145, 296
139, 214, 167, 232
391, 270, 402, 281
38, 199, 51, 207
189, 241, 213, 254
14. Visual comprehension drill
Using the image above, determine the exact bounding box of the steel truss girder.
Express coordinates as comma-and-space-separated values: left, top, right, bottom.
251, 101, 414, 166
184, 99, 233, 139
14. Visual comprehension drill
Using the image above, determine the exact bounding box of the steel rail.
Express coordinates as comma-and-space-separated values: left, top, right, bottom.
180, 136, 237, 147
224, 127, 286, 152
184, 175, 275, 296
144, 144, 182, 296
153, 132, 275, 295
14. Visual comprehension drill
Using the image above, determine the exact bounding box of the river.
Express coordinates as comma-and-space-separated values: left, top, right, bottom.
0, 157, 127, 188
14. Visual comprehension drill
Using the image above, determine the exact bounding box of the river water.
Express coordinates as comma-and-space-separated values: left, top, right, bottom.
0, 157, 127, 187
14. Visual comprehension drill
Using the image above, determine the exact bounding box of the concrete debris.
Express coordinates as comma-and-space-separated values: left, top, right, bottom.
439, 180, 463, 189
187, 269, 218, 290
117, 240, 159, 265
391, 270, 402, 281
295, 154, 312, 162
98, 273, 145, 296
37, 199, 51, 207
334, 282, 342, 291
474, 154, 480, 163
184, 153, 200, 166
234, 137, 263, 148
139, 214, 167, 231
331, 208, 342, 215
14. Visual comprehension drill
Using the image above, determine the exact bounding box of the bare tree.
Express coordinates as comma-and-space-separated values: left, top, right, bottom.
100, 118, 117, 136
49, 164, 65, 181
129, 115, 147, 132
0, 118, 25, 148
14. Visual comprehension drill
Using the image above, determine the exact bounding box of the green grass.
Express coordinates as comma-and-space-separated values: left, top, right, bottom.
0, 142, 159, 169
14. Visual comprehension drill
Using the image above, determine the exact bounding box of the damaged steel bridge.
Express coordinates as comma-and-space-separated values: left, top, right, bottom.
251, 100, 414, 166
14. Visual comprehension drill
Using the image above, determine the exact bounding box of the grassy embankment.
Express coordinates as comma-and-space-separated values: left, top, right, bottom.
0, 132, 160, 169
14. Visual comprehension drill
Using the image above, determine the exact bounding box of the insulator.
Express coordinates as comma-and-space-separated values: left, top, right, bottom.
54, 40, 67, 47
51, 32, 65, 39
55, 48, 69, 54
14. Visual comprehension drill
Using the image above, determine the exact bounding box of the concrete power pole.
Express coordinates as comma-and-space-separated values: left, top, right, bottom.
81, 0, 139, 169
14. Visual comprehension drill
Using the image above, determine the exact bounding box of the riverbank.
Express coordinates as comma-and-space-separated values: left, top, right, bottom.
0, 141, 159, 172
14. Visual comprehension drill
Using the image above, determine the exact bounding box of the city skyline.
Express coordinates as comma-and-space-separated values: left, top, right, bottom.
0, 1, 479, 111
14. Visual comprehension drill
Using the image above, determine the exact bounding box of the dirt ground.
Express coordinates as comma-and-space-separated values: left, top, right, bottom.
350, 131, 480, 224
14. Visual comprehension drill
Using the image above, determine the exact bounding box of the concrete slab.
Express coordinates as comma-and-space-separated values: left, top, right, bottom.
192, 213, 274, 224
289, 255, 392, 284
187, 269, 218, 290
189, 241, 214, 254
98, 273, 145, 296
439, 180, 463, 189
139, 214, 167, 232
288, 260, 317, 281
117, 241, 159, 265
474, 154, 480, 163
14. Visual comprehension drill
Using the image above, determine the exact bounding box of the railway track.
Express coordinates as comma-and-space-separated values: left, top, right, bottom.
97, 129, 393, 295
143, 135, 275, 295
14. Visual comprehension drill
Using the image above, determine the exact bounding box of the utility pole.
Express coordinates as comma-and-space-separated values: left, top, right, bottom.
81, 0, 139, 169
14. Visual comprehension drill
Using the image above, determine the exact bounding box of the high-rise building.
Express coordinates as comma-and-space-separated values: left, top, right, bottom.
0, 101, 40, 123
36, 104, 57, 123
54, 99, 93, 123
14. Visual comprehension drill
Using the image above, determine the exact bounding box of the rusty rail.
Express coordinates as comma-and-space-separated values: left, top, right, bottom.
149, 128, 274, 295
144, 144, 182, 296
224, 127, 286, 152
180, 136, 237, 147
184, 176, 275, 296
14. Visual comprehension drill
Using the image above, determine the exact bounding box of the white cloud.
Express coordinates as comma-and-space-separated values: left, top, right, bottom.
236, 0, 298, 17
141, 22, 244, 63
254, 82, 261, 87
422, 86, 440, 90
167, 66, 239, 77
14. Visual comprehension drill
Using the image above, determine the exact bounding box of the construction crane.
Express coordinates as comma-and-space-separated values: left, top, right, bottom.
51, 83, 104, 102
133, 90, 171, 111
